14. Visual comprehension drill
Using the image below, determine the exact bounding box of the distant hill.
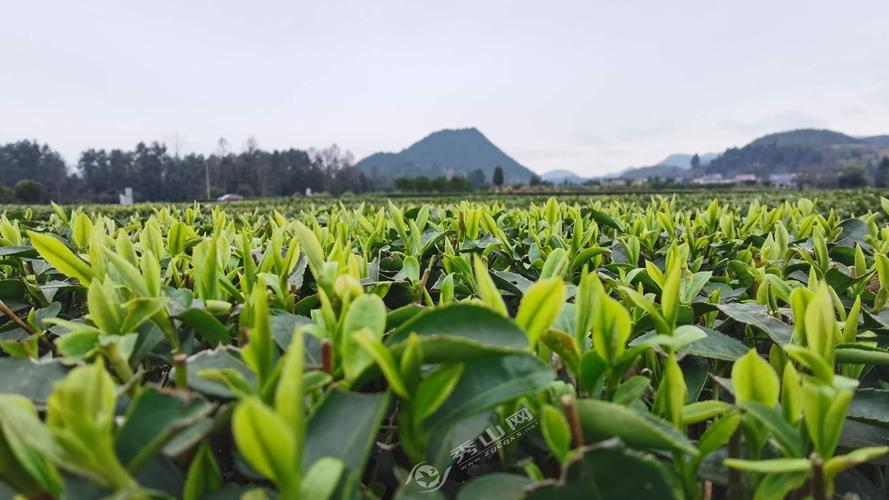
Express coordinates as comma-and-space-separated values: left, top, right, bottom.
657, 152, 717, 169
356, 128, 534, 184
619, 164, 686, 180
861, 135, 889, 147
608, 129, 889, 181
704, 128, 889, 178
541, 169, 587, 184
614, 152, 717, 180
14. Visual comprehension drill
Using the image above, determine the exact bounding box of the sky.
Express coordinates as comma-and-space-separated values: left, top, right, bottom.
2, 1, 889, 177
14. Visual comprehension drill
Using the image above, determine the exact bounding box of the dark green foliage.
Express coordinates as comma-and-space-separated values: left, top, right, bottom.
14, 179, 46, 203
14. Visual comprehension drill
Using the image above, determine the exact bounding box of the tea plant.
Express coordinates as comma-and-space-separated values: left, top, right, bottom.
1, 192, 889, 498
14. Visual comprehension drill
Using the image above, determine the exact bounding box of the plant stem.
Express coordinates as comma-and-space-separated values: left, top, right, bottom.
727, 428, 742, 500
811, 453, 827, 500
173, 352, 188, 389
561, 394, 585, 447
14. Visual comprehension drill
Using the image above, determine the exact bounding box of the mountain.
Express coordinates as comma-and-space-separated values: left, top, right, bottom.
703, 128, 889, 178
541, 169, 586, 184
657, 152, 718, 169
610, 152, 718, 180
608, 129, 889, 181
618, 164, 687, 180
861, 135, 889, 147
356, 128, 535, 184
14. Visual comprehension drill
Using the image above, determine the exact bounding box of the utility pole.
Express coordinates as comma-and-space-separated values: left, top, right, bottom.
205, 161, 211, 200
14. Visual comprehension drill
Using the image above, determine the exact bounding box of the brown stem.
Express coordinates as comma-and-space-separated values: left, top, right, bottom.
561, 394, 585, 447
321, 339, 332, 374
727, 428, 742, 500
0, 298, 58, 355
0, 299, 35, 335
811, 454, 827, 500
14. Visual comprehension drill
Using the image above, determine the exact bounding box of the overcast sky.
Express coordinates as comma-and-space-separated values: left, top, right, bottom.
2, 1, 888, 176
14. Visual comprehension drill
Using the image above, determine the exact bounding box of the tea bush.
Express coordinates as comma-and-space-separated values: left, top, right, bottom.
1, 192, 889, 498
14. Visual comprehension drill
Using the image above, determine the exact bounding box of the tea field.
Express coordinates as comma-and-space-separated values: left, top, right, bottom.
2, 190, 889, 499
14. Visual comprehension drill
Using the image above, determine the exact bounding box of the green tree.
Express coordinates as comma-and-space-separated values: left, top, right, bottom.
15, 179, 46, 203
492, 166, 504, 187
468, 168, 486, 189
529, 174, 542, 186
875, 156, 889, 188
836, 162, 868, 189
690, 153, 701, 169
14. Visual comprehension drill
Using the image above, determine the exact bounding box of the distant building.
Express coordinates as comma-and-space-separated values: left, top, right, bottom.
768, 173, 798, 189
118, 187, 133, 205
734, 174, 757, 183
692, 174, 730, 185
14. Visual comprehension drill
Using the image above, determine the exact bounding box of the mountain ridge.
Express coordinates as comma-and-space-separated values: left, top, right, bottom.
356, 128, 535, 184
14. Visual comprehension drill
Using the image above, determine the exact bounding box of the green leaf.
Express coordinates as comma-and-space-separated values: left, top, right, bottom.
723, 458, 811, 473
592, 295, 631, 365
413, 363, 464, 427
516, 278, 565, 349
848, 389, 889, 424
232, 397, 297, 494
525, 442, 682, 500
87, 279, 122, 335
425, 353, 554, 431
472, 255, 508, 316
782, 344, 834, 385
27, 231, 93, 285
681, 400, 729, 426
540, 248, 569, 279
0, 395, 62, 497
341, 294, 387, 381
661, 259, 681, 328
55, 330, 100, 361
731, 349, 779, 407
738, 401, 804, 458
386, 304, 528, 362
653, 353, 686, 426
180, 308, 231, 347
120, 296, 169, 335
804, 283, 836, 362
353, 329, 410, 399
694, 411, 741, 462
274, 327, 305, 450
457, 473, 533, 500
541, 328, 580, 373
303, 389, 390, 486
402, 256, 420, 283
0, 358, 68, 406
612, 376, 650, 406
680, 327, 749, 361
715, 303, 793, 345
183, 442, 221, 500
824, 446, 889, 478
574, 399, 697, 455
541, 404, 571, 462
300, 457, 344, 500
185, 347, 256, 399
241, 287, 277, 387
115, 388, 212, 472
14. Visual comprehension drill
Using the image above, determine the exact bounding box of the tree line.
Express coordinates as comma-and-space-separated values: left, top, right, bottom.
0, 139, 372, 204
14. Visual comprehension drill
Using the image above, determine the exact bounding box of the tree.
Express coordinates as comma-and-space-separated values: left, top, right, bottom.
15, 179, 46, 203
875, 157, 889, 188
529, 174, 542, 186
690, 154, 701, 170
468, 168, 486, 189
836, 162, 868, 189
492, 166, 504, 188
